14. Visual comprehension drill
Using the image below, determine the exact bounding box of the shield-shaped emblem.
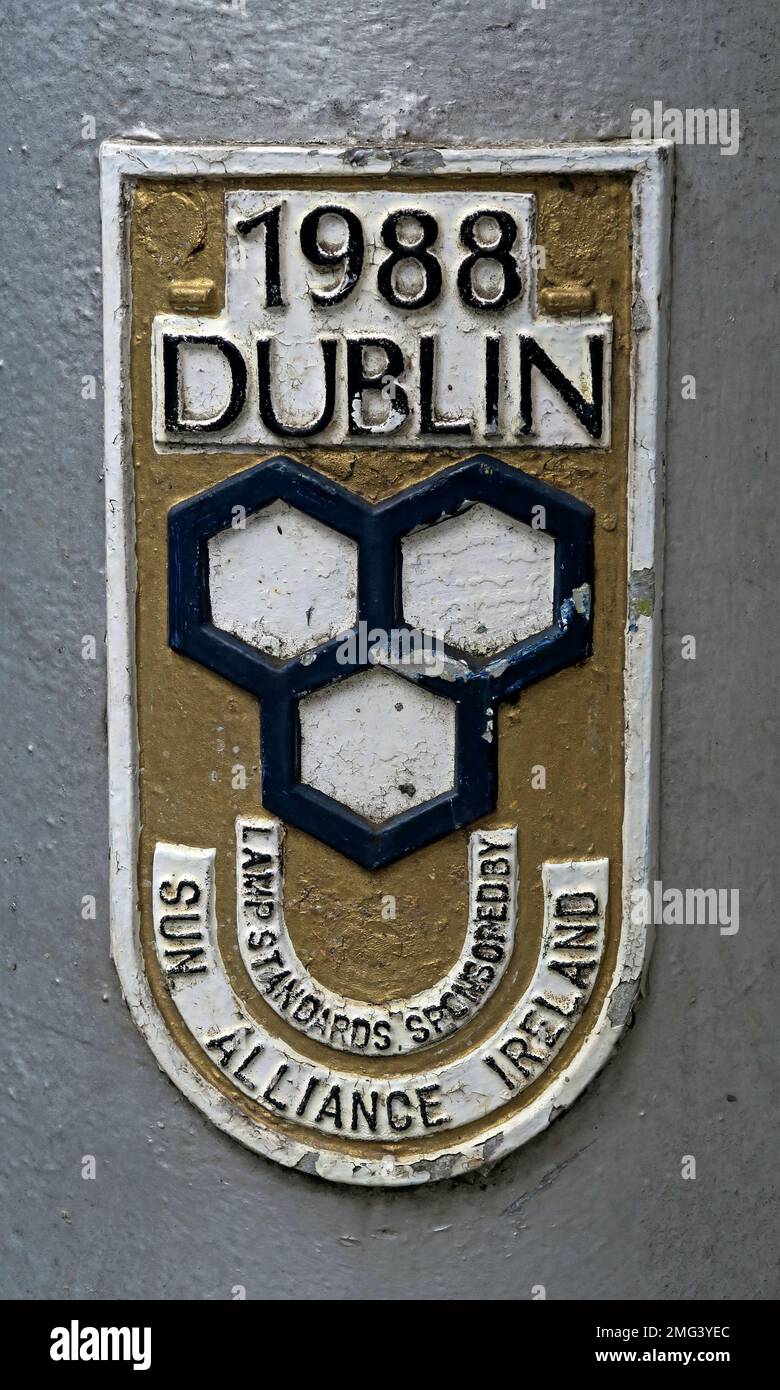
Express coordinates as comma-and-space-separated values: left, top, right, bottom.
101, 140, 671, 1184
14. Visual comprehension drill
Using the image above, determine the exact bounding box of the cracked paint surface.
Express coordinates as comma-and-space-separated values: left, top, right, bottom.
209, 499, 358, 659
402, 501, 555, 655
299, 666, 455, 821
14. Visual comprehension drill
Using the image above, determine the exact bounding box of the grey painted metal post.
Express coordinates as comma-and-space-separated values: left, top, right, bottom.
2, 0, 777, 1299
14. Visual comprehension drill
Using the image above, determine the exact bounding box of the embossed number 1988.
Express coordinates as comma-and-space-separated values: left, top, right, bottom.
236, 202, 524, 312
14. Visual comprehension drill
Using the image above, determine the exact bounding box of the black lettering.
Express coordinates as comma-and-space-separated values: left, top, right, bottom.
439, 991, 470, 1021
476, 902, 508, 922
257, 337, 337, 437
245, 928, 276, 952
477, 882, 509, 902
548, 958, 598, 990
260, 1062, 289, 1109
330, 1014, 350, 1045
351, 1090, 379, 1133
300, 205, 364, 305
386, 1090, 413, 1132
205, 1028, 246, 1068
533, 992, 577, 1019
163, 334, 247, 433
235, 202, 285, 306
552, 922, 599, 949
241, 847, 273, 872
315, 1084, 343, 1129
416, 1085, 448, 1129
519, 333, 604, 439
483, 1054, 517, 1090
292, 994, 321, 1025
475, 921, 506, 944
163, 946, 207, 976
457, 209, 522, 311
244, 898, 274, 922
419, 335, 471, 435
295, 1076, 319, 1117
346, 337, 409, 435
422, 1005, 446, 1035
158, 912, 201, 941
480, 857, 510, 876
555, 891, 600, 918
472, 941, 503, 964
159, 877, 200, 907
377, 209, 442, 309
499, 1034, 544, 1077
234, 1043, 265, 1092
404, 1013, 429, 1044
485, 335, 500, 433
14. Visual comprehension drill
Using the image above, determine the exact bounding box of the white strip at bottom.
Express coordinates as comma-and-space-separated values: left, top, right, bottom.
152, 839, 608, 1144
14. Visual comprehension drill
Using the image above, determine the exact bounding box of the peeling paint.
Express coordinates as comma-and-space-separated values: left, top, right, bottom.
629, 567, 655, 622
102, 140, 670, 1186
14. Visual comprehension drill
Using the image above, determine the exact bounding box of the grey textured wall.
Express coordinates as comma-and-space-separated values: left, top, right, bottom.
2, 0, 778, 1301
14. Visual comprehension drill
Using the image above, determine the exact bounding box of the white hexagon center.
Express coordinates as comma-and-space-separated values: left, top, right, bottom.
299, 667, 455, 824
208, 500, 358, 659
401, 501, 556, 657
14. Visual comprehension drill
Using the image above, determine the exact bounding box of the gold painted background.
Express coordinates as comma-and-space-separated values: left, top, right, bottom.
129, 171, 630, 1159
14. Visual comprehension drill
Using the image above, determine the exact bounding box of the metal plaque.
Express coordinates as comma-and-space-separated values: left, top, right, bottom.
101, 141, 671, 1185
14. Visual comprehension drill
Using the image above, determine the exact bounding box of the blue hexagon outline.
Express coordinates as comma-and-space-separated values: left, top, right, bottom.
168, 454, 593, 701
167, 454, 593, 867
168, 457, 372, 700
260, 676, 496, 870
374, 454, 594, 702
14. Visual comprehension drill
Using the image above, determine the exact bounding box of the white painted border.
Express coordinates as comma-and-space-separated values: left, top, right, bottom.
101, 141, 672, 1185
